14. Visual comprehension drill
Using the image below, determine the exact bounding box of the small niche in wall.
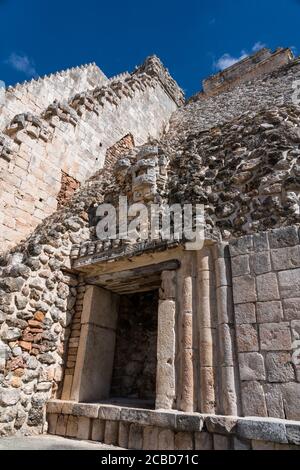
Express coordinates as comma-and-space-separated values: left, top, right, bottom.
57, 171, 80, 208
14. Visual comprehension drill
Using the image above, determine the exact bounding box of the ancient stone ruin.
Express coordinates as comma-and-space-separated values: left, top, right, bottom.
1, 47, 300, 450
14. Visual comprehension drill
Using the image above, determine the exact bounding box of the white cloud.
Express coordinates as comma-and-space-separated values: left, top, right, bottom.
252, 41, 266, 52
5, 53, 37, 78
214, 42, 267, 71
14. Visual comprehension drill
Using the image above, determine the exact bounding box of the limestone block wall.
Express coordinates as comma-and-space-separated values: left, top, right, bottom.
0, 63, 108, 130
230, 226, 300, 421
0, 57, 183, 251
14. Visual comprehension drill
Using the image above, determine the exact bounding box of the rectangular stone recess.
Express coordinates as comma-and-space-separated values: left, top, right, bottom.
110, 290, 159, 407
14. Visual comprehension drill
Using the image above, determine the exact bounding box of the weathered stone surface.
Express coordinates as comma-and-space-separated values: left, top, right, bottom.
241, 382, 268, 417
128, 423, 143, 450
77, 416, 91, 440
195, 431, 213, 450
104, 420, 119, 446
283, 298, 300, 320
286, 423, 300, 445
264, 384, 285, 419
233, 437, 251, 450
236, 324, 259, 352
118, 422, 130, 448
268, 227, 299, 249
234, 303, 256, 324
205, 416, 237, 435
231, 255, 250, 277
278, 269, 300, 299
174, 431, 194, 450
256, 273, 280, 302
232, 276, 257, 304
143, 426, 159, 450
98, 405, 121, 421
66, 415, 78, 438
0, 388, 20, 406
91, 419, 105, 442
237, 418, 288, 444
176, 413, 203, 432
251, 252, 271, 275
158, 429, 175, 450
239, 353, 266, 381
265, 352, 295, 382
256, 301, 283, 323
259, 323, 292, 351
271, 246, 300, 271
281, 383, 300, 420
213, 434, 231, 450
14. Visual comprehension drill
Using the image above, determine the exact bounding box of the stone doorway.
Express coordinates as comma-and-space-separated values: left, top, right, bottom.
110, 290, 159, 408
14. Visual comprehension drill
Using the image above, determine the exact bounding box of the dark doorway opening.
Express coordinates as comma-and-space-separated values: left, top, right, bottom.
110, 290, 159, 409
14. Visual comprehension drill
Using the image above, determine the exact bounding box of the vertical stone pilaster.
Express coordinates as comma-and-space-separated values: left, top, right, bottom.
196, 247, 216, 414
214, 242, 239, 416
178, 254, 195, 412
156, 275, 176, 409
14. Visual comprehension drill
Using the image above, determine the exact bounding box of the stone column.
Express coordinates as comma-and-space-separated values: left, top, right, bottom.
196, 247, 216, 414
155, 271, 176, 410
214, 243, 239, 416
178, 254, 194, 412
71, 285, 119, 402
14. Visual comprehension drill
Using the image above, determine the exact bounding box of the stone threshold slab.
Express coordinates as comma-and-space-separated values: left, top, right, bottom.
47, 400, 300, 446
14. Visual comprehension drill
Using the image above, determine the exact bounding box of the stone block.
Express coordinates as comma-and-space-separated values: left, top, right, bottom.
231, 255, 250, 277
174, 431, 194, 450
251, 252, 271, 274
47, 413, 58, 434
104, 420, 119, 446
143, 426, 159, 450
218, 324, 234, 366
271, 246, 300, 271
213, 434, 231, 450
77, 416, 91, 440
259, 323, 292, 351
239, 353, 266, 381
256, 301, 283, 323
256, 273, 280, 302
56, 414, 68, 436
195, 431, 213, 450
264, 384, 285, 419
229, 236, 253, 256
236, 324, 259, 352
253, 233, 269, 252
252, 440, 276, 450
233, 437, 251, 450
286, 423, 300, 445
66, 415, 78, 438
128, 423, 143, 450
216, 286, 233, 324
118, 422, 129, 448
283, 298, 300, 320
237, 418, 288, 444
160, 271, 176, 299
158, 429, 175, 450
278, 269, 300, 299
46, 400, 63, 414
232, 275, 257, 304
234, 303, 256, 324
268, 226, 299, 249
120, 408, 151, 425
98, 405, 121, 421
91, 419, 105, 441
281, 383, 300, 420
265, 352, 295, 382
175, 413, 203, 432
241, 382, 268, 417
215, 258, 232, 288
72, 403, 99, 418
150, 410, 177, 429
205, 416, 237, 435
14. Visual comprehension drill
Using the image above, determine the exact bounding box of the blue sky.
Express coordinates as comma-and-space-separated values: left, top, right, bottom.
0, 0, 300, 96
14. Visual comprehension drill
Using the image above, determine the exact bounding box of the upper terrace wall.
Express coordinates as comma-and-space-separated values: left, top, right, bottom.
0, 64, 108, 130
0, 57, 184, 251
167, 55, 300, 143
